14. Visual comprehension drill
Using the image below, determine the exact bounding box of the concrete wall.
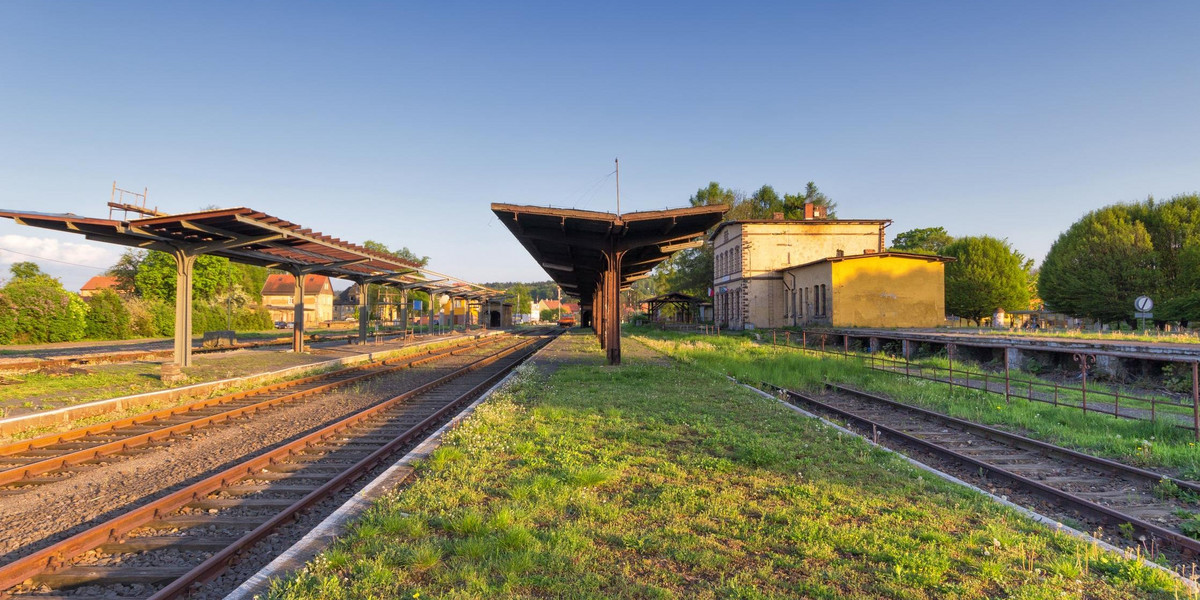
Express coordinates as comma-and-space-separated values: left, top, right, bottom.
827, 256, 945, 328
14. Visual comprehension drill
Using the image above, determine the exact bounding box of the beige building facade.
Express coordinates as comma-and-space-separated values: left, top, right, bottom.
711, 216, 891, 329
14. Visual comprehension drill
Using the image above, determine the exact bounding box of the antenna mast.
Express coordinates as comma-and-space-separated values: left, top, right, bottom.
614, 157, 621, 216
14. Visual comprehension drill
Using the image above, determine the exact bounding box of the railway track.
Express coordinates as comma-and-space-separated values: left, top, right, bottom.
0, 329, 556, 598
0, 333, 511, 493
763, 380, 1200, 558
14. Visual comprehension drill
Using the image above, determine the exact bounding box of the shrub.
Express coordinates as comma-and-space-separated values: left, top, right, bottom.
84, 289, 132, 339
0, 276, 88, 343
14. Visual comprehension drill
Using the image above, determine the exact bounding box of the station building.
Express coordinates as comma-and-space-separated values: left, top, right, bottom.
711, 205, 950, 329
261, 274, 335, 326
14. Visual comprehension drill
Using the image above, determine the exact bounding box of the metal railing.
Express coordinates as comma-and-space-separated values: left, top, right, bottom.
755, 328, 1200, 440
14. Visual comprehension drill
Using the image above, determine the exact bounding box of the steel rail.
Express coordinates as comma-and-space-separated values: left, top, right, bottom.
760, 381, 1200, 557
0, 335, 508, 487
822, 382, 1200, 495
0, 332, 552, 594
151, 333, 552, 599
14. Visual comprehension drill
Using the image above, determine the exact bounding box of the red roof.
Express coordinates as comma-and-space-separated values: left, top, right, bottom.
81, 275, 120, 292
261, 274, 332, 296
542, 299, 561, 310
562, 302, 580, 313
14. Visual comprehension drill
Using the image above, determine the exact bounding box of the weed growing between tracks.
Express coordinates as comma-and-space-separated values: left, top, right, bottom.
267, 336, 1186, 599
635, 330, 1200, 476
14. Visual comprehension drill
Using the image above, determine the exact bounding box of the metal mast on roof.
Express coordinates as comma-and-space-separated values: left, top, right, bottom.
614, 158, 620, 217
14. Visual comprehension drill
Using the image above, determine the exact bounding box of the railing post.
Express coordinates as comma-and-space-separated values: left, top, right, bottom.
947, 343, 954, 392
1004, 347, 1010, 404
1193, 361, 1199, 441
1074, 353, 1094, 415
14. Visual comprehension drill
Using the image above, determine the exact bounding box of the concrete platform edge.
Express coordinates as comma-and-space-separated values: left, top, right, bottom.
0, 332, 499, 437
222, 335, 551, 600
736, 379, 1200, 591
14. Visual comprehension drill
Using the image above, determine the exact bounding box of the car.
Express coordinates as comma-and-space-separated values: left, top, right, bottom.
274, 321, 294, 329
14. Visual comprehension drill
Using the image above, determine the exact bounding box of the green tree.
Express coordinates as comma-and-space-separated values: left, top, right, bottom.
943, 236, 1031, 325
84, 288, 132, 339
1039, 204, 1159, 325
509, 283, 532, 315
9, 262, 44, 280
654, 244, 713, 297
540, 308, 556, 322
783, 181, 838, 218
363, 240, 429, 267
108, 250, 144, 293
134, 251, 232, 302
891, 227, 955, 255
749, 185, 783, 218
0, 274, 89, 343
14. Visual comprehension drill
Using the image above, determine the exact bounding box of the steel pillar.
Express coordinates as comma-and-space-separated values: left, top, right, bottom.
400, 289, 408, 333
356, 280, 369, 345
171, 249, 196, 367
291, 269, 305, 353
603, 248, 624, 365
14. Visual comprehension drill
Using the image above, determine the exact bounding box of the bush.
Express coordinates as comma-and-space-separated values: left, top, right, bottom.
0, 276, 88, 343
84, 289, 132, 339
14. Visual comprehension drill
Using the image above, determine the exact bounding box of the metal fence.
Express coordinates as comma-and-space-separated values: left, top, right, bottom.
757, 329, 1200, 440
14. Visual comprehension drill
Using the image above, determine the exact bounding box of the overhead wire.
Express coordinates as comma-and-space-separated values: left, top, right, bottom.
0, 246, 108, 270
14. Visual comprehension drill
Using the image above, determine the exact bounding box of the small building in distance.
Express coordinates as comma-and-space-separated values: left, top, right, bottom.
80, 275, 128, 299
712, 205, 949, 329
261, 274, 334, 325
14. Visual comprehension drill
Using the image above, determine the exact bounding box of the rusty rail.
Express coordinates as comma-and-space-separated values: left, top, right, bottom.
0, 332, 553, 595
762, 380, 1200, 557
0, 335, 508, 487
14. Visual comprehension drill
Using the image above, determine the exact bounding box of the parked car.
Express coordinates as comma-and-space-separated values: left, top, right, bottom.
274, 321, 294, 329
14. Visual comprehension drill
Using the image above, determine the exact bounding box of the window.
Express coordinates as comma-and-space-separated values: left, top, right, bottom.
796, 288, 803, 318
820, 284, 828, 317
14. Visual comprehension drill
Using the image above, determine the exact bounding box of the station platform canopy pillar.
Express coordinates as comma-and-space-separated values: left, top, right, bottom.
172, 248, 197, 367
491, 202, 728, 366
356, 280, 369, 344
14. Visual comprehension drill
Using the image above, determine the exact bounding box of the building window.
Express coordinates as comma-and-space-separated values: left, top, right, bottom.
820, 284, 828, 317
796, 289, 802, 318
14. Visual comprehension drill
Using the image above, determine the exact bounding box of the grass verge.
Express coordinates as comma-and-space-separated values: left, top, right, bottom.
267, 334, 1187, 599
633, 330, 1200, 477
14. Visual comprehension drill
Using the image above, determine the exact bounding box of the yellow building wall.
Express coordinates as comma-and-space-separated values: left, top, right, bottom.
712, 221, 887, 329
264, 293, 333, 325
828, 258, 945, 328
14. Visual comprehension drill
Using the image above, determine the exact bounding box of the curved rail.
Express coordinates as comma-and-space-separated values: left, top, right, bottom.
0, 334, 509, 489
0, 331, 556, 596
760, 380, 1200, 557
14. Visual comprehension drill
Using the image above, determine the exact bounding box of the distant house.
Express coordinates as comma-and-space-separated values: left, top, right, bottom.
261, 274, 334, 325
80, 275, 127, 299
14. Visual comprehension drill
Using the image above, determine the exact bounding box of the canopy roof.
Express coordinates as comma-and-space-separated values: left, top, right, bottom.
490, 203, 729, 301
0, 207, 498, 297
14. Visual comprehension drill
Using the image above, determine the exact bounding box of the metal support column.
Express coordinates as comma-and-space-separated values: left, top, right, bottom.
171, 248, 196, 367
400, 289, 408, 334
604, 248, 624, 365
290, 269, 306, 353
356, 280, 369, 345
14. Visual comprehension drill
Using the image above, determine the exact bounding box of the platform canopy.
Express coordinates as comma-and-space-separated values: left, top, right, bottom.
491, 203, 728, 364
0, 207, 499, 365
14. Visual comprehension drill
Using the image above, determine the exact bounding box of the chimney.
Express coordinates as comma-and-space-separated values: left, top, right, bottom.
772, 212, 785, 221
804, 203, 826, 220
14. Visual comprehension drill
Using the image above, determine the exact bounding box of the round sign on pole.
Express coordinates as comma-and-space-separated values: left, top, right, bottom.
1135, 296, 1153, 312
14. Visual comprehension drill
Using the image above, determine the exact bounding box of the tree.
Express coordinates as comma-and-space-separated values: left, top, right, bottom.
107, 250, 144, 293
942, 236, 1031, 325
540, 308, 556, 322
363, 240, 429, 267
749, 185, 783, 218
0, 274, 88, 343
9, 262, 44, 280
134, 251, 232, 302
84, 288, 132, 339
654, 244, 713, 297
891, 227, 955, 255
783, 181, 838, 218
1039, 204, 1159, 325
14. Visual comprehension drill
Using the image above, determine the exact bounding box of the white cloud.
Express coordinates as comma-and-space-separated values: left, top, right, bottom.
0, 234, 118, 269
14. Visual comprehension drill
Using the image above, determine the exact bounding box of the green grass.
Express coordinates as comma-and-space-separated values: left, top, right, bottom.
266, 335, 1188, 599
633, 329, 1200, 476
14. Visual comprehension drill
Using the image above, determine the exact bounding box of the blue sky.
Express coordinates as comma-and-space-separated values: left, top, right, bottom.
1, 2, 1197, 291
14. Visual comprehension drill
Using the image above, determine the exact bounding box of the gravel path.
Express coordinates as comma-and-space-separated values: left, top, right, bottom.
0, 345, 499, 565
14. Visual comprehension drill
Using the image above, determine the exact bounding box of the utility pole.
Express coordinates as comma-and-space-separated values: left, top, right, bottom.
614, 157, 621, 217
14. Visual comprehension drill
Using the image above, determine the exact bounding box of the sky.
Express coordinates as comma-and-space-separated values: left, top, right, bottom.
1, 2, 1197, 291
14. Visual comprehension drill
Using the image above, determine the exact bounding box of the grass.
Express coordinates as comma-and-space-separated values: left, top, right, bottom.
0, 335, 477, 439
633, 329, 1200, 476
266, 334, 1189, 599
